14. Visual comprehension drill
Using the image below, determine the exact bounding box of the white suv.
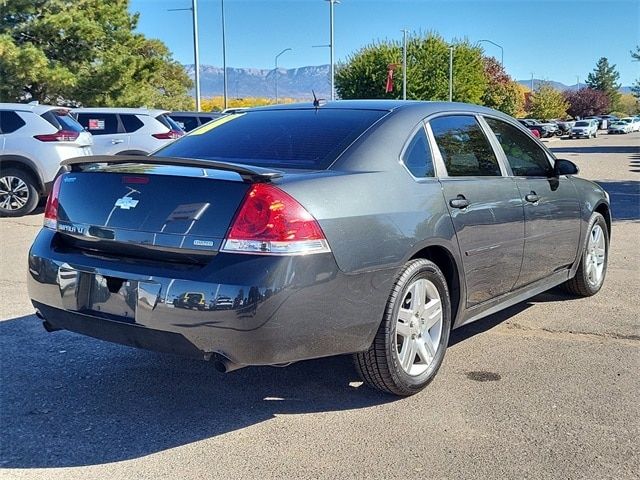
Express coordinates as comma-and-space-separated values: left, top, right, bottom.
71, 108, 184, 156
0, 103, 93, 216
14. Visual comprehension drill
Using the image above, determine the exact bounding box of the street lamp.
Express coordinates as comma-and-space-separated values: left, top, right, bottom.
477, 39, 504, 67
221, 0, 228, 110
449, 46, 454, 102
168, 0, 201, 111
326, 0, 339, 101
275, 48, 292, 104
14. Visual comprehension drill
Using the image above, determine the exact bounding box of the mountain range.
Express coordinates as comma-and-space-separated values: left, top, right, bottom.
185, 64, 633, 99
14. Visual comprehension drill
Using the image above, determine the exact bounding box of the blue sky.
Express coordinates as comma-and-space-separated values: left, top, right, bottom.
130, 0, 640, 85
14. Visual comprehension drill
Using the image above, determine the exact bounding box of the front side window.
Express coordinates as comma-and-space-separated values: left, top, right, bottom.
430, 115, 501, 177
485, 117, 552, 177
402, 126, 435, 178
76, 113, 119, 135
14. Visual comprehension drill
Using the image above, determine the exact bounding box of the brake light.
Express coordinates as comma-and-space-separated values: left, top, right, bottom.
221, 184, 330, 255
44, 175, 64, 230
152, 129, 184, 140
34, 130, 80, 142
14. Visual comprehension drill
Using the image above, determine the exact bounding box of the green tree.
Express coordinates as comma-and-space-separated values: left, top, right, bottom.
0, 0, 193, 109
336, 32, 486, 104
528, 82, 568, 119
481, 56, 525, 116
585, 57, 621, 109
631, 46, 640, 99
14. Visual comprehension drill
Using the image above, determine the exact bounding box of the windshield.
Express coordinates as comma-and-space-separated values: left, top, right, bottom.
574, 121, 589, 127
155, 109, 388, 170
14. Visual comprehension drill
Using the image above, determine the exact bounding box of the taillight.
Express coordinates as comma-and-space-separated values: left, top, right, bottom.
34, 130, 80, 142
221, 184, 330, 255
152, 130, 184, 140
43, 175, 64, 230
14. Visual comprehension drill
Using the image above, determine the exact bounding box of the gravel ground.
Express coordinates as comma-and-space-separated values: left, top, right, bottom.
1, 131, 638, 480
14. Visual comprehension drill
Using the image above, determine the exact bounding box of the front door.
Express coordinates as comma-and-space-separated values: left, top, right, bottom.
428, 115, 525, 307
482, 116, 581, 287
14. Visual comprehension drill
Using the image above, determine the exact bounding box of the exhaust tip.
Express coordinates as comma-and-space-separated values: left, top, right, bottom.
213, 355, 244, 373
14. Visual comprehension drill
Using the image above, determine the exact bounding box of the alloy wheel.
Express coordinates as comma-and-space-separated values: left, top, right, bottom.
395, 278, 443, 376
0, 176, 30, 211
585, 224, 606, 287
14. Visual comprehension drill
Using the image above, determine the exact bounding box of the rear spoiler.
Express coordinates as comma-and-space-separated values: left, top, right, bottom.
61, 155, 283, 183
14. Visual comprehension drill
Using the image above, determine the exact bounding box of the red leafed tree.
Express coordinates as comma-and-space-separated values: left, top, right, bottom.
563, 88, 611, 118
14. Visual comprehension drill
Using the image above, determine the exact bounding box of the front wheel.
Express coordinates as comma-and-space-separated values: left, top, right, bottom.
562, 212, 608, 297
354, 259, 451, 396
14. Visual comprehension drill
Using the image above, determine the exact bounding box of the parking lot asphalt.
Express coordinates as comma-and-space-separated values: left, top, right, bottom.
1, 132, 638, 480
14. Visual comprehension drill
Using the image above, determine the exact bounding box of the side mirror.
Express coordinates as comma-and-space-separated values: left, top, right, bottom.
554, 159, 579, 176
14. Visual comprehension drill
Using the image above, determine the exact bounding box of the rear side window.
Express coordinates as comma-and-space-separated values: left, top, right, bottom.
156, 114, 183, 131
171, 115, 198, 132
41, 110, 84, 132
430, 115, 501, 177
76, 113, 119, 135
402, 126, 435, 178
485, 117, 552, 177
0, 111, 26, 134
156, 109, 388, 170
120, 114, 144, 133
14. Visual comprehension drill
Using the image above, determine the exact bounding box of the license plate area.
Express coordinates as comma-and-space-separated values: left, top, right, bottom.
87, 274, 137, 323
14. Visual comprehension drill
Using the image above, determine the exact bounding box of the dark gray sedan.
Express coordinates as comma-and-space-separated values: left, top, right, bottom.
28, 101, 610, 396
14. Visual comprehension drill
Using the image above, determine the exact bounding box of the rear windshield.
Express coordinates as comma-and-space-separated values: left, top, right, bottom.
41, 110, 84, 132
156, 114, 184, 131
155, 109, 387, 169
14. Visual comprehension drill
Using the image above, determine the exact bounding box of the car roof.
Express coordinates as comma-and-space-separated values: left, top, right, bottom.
71, 107, 169, 116
235, 99, 507, 117
170, 111, 221, 116
0, 102, 70, 114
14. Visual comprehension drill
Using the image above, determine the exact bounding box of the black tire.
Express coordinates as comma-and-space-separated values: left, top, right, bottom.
562, 212, 609, 297
354, 259, 452, 396
0, 168, 39, 217
594, 131, 597, 138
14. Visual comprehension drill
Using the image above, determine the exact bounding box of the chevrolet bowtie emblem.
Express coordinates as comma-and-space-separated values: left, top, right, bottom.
115, 196, 139, 210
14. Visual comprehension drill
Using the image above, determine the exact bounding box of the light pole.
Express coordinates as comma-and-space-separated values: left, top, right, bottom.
530, 72, 534, 92
326, 0, 339, 101
448, 46, 454, 102
477, 39, 504, 66
221, 0, 228, 109
168, 1, 201, 111
402, 29, 408, 100
275, 48, 292, 104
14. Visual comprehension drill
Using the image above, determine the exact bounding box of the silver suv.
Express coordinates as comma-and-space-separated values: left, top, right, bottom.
0, 103, 93, 216
71, 108, 184, 156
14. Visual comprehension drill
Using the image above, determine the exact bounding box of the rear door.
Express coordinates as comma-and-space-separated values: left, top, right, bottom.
482, 116, 581, 287
76, 113, 127, 155
427, 114, 525, 307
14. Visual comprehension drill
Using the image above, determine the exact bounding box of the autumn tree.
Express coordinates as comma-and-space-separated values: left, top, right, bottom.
528, 82, 568, 119
586, 57, 621, 109
481, 56, 525, 116
563, 88, 611, 118
0, 0, 193, 109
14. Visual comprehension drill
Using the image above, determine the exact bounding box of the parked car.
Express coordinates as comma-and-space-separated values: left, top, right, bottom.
173, 292, 207, 311
607, 120, 632, 134
620, 117, 640, 132
517, 119, 558, 137
0, 103, 93, 216
29, 101, 611, 396
570, 120, 598, 138
168, 111, 222, 132
71, 108, 184, 156
552, 119, 575, 136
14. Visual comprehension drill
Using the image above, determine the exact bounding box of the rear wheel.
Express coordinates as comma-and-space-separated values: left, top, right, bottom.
354, 259, 451, 396
562, 212, 608, 297
0, 168, 39, 217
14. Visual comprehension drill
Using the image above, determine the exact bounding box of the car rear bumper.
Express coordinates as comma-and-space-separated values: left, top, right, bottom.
28, 229, 395, 366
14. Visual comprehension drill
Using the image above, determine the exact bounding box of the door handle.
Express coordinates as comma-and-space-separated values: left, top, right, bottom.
449, 195, 470, 209
525, 192, 540, 203
111, 139, 124, 144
